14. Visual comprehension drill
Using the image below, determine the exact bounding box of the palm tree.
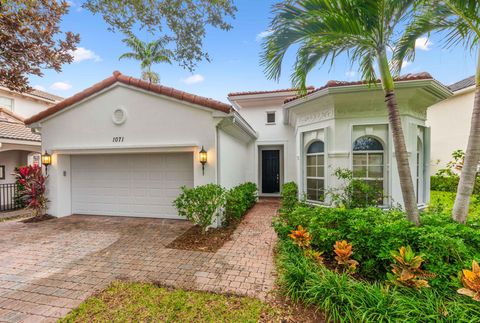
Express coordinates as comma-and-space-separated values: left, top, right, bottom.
261, 0, 421, 225
395, 0, 480, 224
119, 35, 173, 84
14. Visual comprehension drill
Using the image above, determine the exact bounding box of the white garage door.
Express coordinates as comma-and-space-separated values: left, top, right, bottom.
71, 153, 193, 219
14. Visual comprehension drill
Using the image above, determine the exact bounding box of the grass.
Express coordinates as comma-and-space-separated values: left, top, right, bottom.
60, 281, 276, 323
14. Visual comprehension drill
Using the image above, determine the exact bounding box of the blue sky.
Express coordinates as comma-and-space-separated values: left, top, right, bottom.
30, 0, 477, 103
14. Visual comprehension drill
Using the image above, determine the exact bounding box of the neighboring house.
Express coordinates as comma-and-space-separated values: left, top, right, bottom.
25, 71, 450, 219
427, 76, 475, 175
0, 87, 63, 184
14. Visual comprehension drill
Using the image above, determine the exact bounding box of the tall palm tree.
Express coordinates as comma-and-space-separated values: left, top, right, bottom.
396, 0, 480, 224
261, 0, 421, 225
119, 35, 173, 84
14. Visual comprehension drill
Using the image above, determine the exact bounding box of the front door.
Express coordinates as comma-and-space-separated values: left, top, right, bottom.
262, 150, 280, 193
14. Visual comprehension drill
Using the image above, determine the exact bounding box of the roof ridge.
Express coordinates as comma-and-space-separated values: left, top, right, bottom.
25, 71, 232, 125
228, 86, 315, 97
284, 72, 434, 104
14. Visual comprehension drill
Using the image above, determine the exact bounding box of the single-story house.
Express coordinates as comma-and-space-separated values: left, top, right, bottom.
427, 75, 476, 174
25, 71, 451, 219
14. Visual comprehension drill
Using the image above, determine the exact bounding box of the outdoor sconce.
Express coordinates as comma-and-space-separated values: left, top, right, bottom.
199, 146, 207, 175
41, 151, 52, 175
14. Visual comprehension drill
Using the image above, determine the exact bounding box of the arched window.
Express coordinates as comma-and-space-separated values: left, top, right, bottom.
306, 141, 325, 202
352, 136, 384, 203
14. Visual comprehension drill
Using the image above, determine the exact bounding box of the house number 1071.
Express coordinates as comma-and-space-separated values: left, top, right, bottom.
112, 136, 124, 142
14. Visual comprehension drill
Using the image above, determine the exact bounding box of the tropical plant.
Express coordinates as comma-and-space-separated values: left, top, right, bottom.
304, 249, 324, 265
14, 165, 48, 217
395, 0, 480, 224
334, 240, 359, 272
84, 0, 236, 71
173, 184, 226, 233
261, 0, 420, 225
119, 35, 173, 83
288, 225, 312, 249
388, 246, 433, 289
436, 149, 465, 177
458, 260, 480, 301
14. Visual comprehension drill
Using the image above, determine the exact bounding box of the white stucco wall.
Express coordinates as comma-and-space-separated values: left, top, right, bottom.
217, 128, 249, 189
0, 88, 53, 118
38, 84, 226, 217
427, 87, 474, 174
236, 104, 296, 192
0, 150, 29, 183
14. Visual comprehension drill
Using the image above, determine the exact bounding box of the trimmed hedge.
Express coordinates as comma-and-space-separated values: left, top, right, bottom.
280, 182, 298, 214
431, 175, 480, 194
224, 182, 257, 224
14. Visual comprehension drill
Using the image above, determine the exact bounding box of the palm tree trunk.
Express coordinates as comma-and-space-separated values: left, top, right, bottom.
378, 49, 420, 226
452, 51, 480, 224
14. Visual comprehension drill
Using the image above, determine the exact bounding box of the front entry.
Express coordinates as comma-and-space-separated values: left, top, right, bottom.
261, 150, 280, 194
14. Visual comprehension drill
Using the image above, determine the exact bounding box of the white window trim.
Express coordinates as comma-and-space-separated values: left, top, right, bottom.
351, 137, 387, 205
305, 142, 326, 203
265, 111, 276, 125
0, 95, 14, 112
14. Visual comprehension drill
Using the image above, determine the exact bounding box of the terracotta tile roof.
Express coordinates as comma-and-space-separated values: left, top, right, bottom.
29, 89, 64, 102
449, 75, 475, 92
284, 72, 435, 104
0, 108, 40, 142
228, 86, 315, 97
25, 71, 232, 125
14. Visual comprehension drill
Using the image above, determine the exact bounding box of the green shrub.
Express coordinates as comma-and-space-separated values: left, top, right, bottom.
224, 182, 257, 224
274, 205, 480, 290
280, 182, 298, 214
329, 168, 384, 208
431, 175, 480, 194
277, 240, 480, 322
174, 184, 226, 233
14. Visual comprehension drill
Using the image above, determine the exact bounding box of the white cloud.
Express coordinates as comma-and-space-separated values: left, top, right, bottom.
345, 70, 356, 79
50, 82, 72, 91
183, 74, 205, 85
402, 60, 412, 68
256, 30, 273, 42
415, 37, 433, 51
70, 47, 101, 63
32, 85, 46, 91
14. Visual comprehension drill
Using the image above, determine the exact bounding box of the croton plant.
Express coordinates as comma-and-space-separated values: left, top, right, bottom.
14, 165, 48, 218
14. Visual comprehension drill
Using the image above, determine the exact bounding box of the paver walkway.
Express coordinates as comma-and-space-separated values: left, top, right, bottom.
0, 198, 279, 322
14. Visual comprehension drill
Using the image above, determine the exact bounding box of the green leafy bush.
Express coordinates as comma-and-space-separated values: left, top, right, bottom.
280, 182, 298, 214
277, 240, 480, 322
431, 175, 480, 194
273, 205, 480, 290
224, 182, 257, 224
174, 184, 226, 233
328, 168, 384, 208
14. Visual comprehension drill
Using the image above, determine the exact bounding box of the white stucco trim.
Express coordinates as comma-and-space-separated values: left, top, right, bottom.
50, 143, 199, 155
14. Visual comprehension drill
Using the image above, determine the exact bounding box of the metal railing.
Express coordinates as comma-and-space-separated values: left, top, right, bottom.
0, 183, 22, 212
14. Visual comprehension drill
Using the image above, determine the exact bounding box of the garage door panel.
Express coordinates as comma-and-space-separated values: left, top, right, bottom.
71, 153, 193, 219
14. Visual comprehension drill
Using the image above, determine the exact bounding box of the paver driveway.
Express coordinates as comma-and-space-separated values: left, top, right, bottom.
0, 198, 279, 322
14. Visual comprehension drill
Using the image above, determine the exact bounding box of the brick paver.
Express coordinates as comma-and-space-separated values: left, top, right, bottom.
0, 198, 279, 322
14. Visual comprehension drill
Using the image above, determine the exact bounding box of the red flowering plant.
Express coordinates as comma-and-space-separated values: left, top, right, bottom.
14, 165, 48, 217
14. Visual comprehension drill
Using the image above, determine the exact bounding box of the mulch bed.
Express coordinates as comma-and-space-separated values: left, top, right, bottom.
22, 214, 56, 223
166, 220, 239, 253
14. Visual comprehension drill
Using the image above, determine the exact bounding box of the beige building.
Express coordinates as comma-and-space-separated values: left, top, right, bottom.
427, 76, 475, 175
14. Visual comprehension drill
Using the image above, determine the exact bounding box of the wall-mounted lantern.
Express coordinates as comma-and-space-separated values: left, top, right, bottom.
199, 146, 207, 175
41, 151, 52, 175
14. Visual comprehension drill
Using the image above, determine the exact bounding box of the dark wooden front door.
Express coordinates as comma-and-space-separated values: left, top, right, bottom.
262, 150, 280, 193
